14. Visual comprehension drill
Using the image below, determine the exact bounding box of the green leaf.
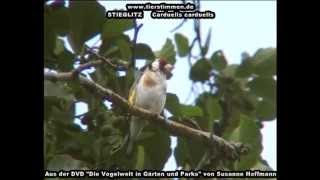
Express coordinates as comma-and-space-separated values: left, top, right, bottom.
44, 26, 56, 59
67, 1, 105, 53
44, 5, 69, 58
106, 136, 136, 169
174, 137, 206, 168
174, 137, 189, 167
53, 38, 64, 55
158, 38, 176, 64
47, 154, 86, 171
44, 96, 62, 121
206, 96, 222, 121
226, 115, 263, 170
103, 46, 119, 57
180, 105, 203, 117
100, 34, 131, 61
236, 93, 257, 117
202, 28, 212, 56
221, 64, 239, 77
115, 38, 132, 61
68, 81, 90, 103
235, 56, 255, 78
134, 43, 155, 60
248, 77, 276, 102
165, 93, 181, 116
45, 5, 69, 36
253, 48, 276, 77
195, 93, 222, 132
45, 37, 75, 71
174, 33, 189, 57
210, 50, 227, 71
102, 19, 134, 40
256, 99, 276, 121
190, 59, 212, 82
196, 93, 222, 122
51, 37, 75, 71
56, 49, 75, 72
49, 105, 75, 125
253, 48, 275, 62
136, 132, 156, 141
44, 4, 70, 63
255, 55, 276, 77
135, 145, 145, 170
44, 80, 75, 101
141, 128, 171, 170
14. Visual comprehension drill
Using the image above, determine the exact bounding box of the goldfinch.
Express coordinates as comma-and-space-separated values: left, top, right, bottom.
127, 58, 174, 155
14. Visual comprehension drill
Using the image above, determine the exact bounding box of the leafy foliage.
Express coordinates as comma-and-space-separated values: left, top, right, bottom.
211, 50, 227, 71
202, 28, 212, 56
174, 33, 189, 57
44, 1, 276, 173
225, 115, 263, 170
102, 19, 134, 40
67, 1, 105, 53
157, 38, 176, 64
134, 43, 155, 60
190, 59, 212, 82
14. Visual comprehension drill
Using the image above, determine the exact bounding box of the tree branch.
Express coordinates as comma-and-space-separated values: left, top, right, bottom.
44, 71, 248, 161
85, 46, 129, 71
71, 60, 103, 76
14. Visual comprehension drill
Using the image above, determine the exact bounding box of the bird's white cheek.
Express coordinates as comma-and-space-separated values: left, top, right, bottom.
164, 64, 174, 72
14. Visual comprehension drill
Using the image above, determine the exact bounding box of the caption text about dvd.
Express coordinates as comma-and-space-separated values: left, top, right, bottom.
45, 170, 277, 178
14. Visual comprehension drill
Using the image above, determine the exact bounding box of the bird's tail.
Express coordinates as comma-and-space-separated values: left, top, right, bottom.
126, 137, 134, 156
126, 116, 145, 156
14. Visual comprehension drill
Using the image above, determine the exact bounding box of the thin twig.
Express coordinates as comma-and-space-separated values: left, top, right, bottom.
71, 60, 103, 77
193, 0, 205, 59
195, 151, 210, 170
85, 46, 128, 71
188, 37, 197, 66
131, 19, 143, 69
170, 19, 187, 33
74, 112, 87, 119
195, 20, 204, 58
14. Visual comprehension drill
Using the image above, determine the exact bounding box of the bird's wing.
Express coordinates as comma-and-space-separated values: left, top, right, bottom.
128, 64, 150, 105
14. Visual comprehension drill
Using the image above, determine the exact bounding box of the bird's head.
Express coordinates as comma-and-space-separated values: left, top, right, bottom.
151, 58, 174, 79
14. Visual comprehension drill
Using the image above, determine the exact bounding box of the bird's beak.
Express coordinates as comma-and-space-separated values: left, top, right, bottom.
164, 64, 174, 72
164, 64, 174, 79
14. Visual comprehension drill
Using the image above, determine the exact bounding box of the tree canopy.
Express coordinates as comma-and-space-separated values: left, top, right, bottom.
44, 1, 276, 175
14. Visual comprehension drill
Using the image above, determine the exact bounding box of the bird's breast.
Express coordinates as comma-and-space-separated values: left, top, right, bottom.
135, 73, 167, 114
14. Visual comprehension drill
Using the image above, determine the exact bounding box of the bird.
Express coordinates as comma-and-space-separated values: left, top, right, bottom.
126, 58, 174, 155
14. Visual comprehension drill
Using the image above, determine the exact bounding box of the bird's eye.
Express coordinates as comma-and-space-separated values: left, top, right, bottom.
159, 59, 167, 68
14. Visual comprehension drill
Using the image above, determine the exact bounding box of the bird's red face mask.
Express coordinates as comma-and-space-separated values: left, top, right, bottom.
158, 59, 174, 79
